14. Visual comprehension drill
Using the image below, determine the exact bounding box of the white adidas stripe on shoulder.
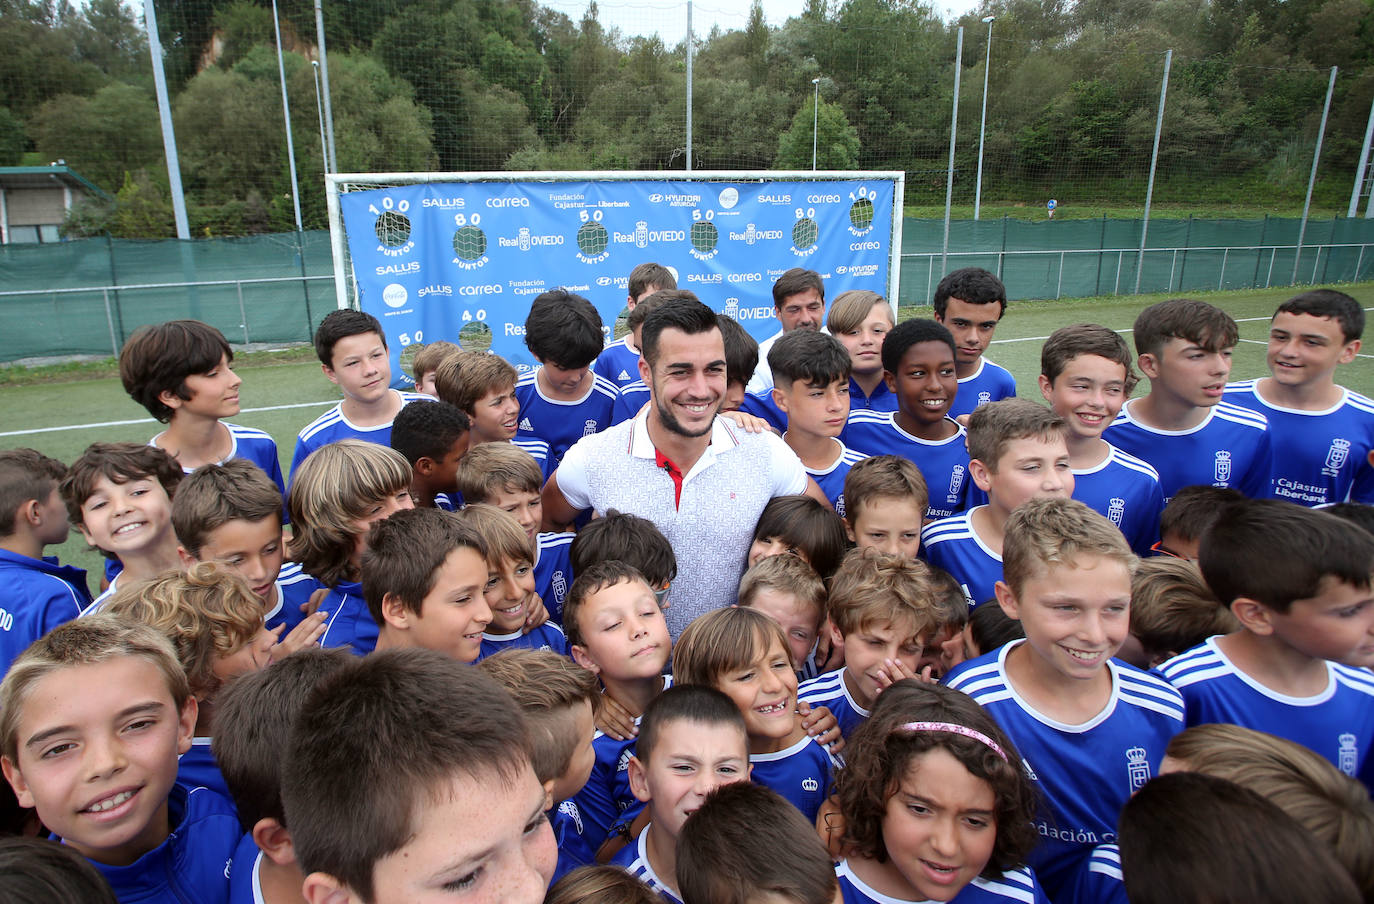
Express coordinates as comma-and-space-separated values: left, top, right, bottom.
1214, 401, 1269, 430
1108, 446, 1160, 480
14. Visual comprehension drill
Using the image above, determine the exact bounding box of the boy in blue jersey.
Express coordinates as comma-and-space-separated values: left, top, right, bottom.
609, 293, 674, 425
828, 289, 898, 414
924, 399, 1074, 608
614, 685, 752, 904
1225, 288, 1374, 505
1039, 323, 1164, 555
0, 615, 240, 904
932, 267, 1017, 419
1117, 557, 1237, 669
1158, 499, 1374, 789
675, 606, 840, 824
770, 329, 867, 513
564, 562, 674, 853
843, 455, 928, 560
173, 460, 325, 635
0, 449, 91, 676
213, 648, 351, 904
62, 442, 184, 609
477, 649, 600, 884
281, 649, 556, 904
289, 309, 429, 478
747, 268, 827, 397
517, 289, 619, 465
388, 399, 470, 510
456, 504, 568, 658
943, 497, 1185, 899
363, 506, 493, 663
119, 319, 285, 492
1103, 298, 1272, 501
434, 348, 554, 479
595, 262, 678, 391
408, 339, 459, 396
456, 442, 575, 620
842, 319, 972, 520
798, 549, 940, 739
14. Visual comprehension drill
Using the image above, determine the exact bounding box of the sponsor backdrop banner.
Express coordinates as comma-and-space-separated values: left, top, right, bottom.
338, 178, 895, 386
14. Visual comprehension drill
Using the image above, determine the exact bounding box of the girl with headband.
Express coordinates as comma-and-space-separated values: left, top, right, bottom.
829, 680, 1048, 903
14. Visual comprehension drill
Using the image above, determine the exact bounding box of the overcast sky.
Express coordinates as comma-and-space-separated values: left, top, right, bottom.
537, 0, 982, 42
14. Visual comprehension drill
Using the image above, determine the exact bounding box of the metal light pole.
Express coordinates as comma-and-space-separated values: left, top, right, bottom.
811, 77, 821, 170
975, 16, 995, 220
271, 0, 302, 231
312, 61, 329, 174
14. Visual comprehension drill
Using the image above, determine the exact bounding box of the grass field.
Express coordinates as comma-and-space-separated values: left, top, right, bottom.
5, 281, 1371, 585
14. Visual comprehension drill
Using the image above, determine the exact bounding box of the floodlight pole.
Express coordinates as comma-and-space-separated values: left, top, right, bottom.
812, 78, 821, 171
942, 27, 963, 276
1295, 66, 1337, 283
314, 0, 338, 174
1135, 49, 1171, 295
685, 0, 693, 171
975, 16, 994, 220
1348, 89, 1374, 217
272, 0, 303, 231
142, 0, 189, 239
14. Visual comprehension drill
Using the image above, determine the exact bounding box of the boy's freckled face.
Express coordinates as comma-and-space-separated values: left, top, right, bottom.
325, 332, 392, 405
1267, 576, 1374, 669
887, 340, 958, 428
747, 588, 822, 670
978, 435, 1073, 514
194, 516, 284, 601
629, 719, 750, 839
936, 297, 1002, 369
484, 486, 541, 543
1146, 338, 1232, 408
776, 377, 850, 439
78, 475, 174, 558
572, 580, 671, 680
1, 659, 196, 867
176, 353, 242, 419
365, 763, 555, 904
469, 385, 520, 443
407, 547, 493, 664
846, 497, 925, 560
1039, 355, 1129, 441
999, 555, 1132, 682
484, 555, 537, 633
716, 636, 801, 746
838, 618, 924, 710
1266, 311, 1358, 388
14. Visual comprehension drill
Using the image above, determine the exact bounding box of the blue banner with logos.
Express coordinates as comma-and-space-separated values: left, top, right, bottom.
338, 177, 896, 386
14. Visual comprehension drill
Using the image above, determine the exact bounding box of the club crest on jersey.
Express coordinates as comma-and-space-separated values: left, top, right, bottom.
802, 778, 820, 792
1125, 746, 1151, 791
1339, 733, 1358, 776
584, 419, 598, 436
978, 391, 991, 405
948, 465, 966, 498
1325, 438, 1351, 476
1107, 497, 1126, 525
834, 494, 847, 518
1213, 450, 1232, 484
552, 570, 568, 604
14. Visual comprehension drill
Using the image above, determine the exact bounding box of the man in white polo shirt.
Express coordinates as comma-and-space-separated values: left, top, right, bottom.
542, 292, 830, 637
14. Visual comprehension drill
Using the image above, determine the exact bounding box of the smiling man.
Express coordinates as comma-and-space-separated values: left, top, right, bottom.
746, 268, 827, 397
542, 293, 829, 636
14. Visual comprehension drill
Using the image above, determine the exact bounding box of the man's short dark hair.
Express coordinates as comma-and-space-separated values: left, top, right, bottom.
118, 320, 234, 422
361, 507, 489, 621
1275, 288, 1365, 343
524, 289, 604, 369
1199, 498, 1374, 613
716, 314, 759, 388
1133, 298, 1239, 358
933, 267, 1007, 319
314, 309, 385, 367
769, 328, 851, 389
282, 649, 533, 900
640, 293, 716, 369
389, 399, 470, 466
772, 268, 824, 307
881, 318, 956, 375
569, 509, 677, 587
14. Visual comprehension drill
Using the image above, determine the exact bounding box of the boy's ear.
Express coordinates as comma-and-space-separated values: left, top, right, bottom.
993, 580, 1021, 621
2, 755, 34, 809
1136, 353, 1160, 380
381, 592, 412, 630
321, 363, 340, 387
1227, 597, 1275, 636
771, 387, 789, 414
1036, 374, 1055, 403
251, 817, 298, 866
176, 546, 198, 569
176, 696, 199, 754
968, 458, 993, 493
637, 355, 652, 386
828, 620, 845, 650
542, 779, 555, 813
156, 388, 185, 413
302, 872, 360, 904
569, 644, 601, 676
413, 456, 437, 477
842, 516, 856, 543
883, 369, 897, 393
626, 755, 652, 803
1338, 339, 1362, 364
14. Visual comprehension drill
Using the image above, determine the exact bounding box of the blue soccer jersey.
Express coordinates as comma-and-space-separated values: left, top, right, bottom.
739, 390, 789, 433
551, 799, 597, 884
842, 411, 972, 519
944, 642, 1184, 897
153, 422, 286, 493
265, 562, 323, 634
90, 784, 239, 904
0, 549, 89, 675
749, 734, 840, 823
593, 336, 643, 390
1224, 380, 1374, 505
836, 859, 1051, 904
289, 391, 429, 478
849, 377, 899, 414
316, 580, 376, 656
515, 369, 619, 465
609, 827, 683, 904
1071, 444, 1165, 556
1102, 399, 1273, 501
611, 380, 651, 426
227, 831, 261, 904
949, 358, 1018, 420
1158, 636, 1374, 789
1061, 844, 1128, 904
178, 737, 231, 801
535, 531, 575, 623
512, 437, 555, 482
477, 622, 569, 660
797, 668, 871, 740
801, 440, 868, 517
922, 510, 1003, 608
